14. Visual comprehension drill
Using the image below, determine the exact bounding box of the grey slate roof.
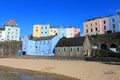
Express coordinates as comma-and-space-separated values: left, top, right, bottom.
4, 21, 18, 27
56, 37, 85, 47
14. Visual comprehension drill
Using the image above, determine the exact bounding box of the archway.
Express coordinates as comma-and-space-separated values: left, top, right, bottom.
110, 44, 117, 52
101, 44, 108, 50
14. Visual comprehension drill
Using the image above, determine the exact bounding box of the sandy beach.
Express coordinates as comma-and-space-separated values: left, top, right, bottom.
0, 58, 120, 80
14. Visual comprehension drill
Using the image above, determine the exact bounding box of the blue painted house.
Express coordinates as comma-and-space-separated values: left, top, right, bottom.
22, 35, 60, 56
57, 26, 66, 38
108, 15, 120, 32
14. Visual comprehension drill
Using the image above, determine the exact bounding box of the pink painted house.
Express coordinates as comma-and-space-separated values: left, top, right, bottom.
66, 27, 80, 38
84, 17, 109, 36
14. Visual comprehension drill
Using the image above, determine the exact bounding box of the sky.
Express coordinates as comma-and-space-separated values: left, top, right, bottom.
0, 0, 120, 37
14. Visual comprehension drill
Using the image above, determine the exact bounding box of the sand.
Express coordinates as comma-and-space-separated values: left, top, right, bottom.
0, 58, 120, 80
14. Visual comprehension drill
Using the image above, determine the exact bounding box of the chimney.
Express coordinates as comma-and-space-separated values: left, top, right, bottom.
10, 20, 15, 23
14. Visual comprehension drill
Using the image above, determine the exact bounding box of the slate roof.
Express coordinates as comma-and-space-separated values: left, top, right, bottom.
0, 28, 4, 30
30, 36, 56, 41
4, 21, 18, 27
56, 37, 85, 47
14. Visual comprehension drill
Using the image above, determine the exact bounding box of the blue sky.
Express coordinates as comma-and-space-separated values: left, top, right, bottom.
0, 0, 120, 37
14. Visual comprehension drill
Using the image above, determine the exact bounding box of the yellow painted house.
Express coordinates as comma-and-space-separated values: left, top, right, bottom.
49, 28, 58, 36
33, 25, 41, 37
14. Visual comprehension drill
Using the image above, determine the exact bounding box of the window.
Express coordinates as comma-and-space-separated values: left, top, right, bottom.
64, 48, 66, 52
103, 21, 106, 24
95, 23, 97, 25
41, 27, 43, 29
113, 24, 115, 28
11, 36, 13, 38
36, 29, 38, 32
48, 40, 50, 44
104, 26, 106, 30
44, 41, 46, 44
45, 26, 47, 29
7, 35, 9, 38
41, 32, 43, 34
86, 25, 88, 27
51, 30, 52, 32
30, 46, 32, 48
96, 27, 98, 31
8, 28, 10, 30
86, 29, 88, 33
75, 30, 77, 32
91, 29, 93, 32
112, 19, 115, 22
113, 30, 115, 32
45, 32, 47, 33
8, 32, 10, 34
16, 29, 18, 31
70, 48, 72, 52
91, 24, 92, 26
36, 46, 38, 48
58, 48, 60, 52
77, 47, 79, 52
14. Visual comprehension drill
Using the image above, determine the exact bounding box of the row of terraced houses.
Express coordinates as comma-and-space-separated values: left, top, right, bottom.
0, 12, 120, 57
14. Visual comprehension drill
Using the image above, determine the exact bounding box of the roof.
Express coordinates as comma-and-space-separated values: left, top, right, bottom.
30, 36, 56, 41
0, 28, 4, 30
4, 20, 18, 27
85, 16, 103, 22
56, 37, 85, 47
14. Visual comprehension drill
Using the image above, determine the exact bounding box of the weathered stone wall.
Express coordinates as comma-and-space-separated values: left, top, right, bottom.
0, 41, 22, 57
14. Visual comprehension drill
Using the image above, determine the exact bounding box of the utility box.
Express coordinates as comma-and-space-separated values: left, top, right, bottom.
18, 50, 22, 56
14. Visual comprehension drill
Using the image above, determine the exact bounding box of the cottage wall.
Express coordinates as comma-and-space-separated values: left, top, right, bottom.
55, 46, 83, 57
83, 36, 92, 56
55, 47, 70, 56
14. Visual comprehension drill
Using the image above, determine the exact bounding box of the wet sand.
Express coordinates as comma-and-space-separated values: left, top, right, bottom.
0, 58, 120, 80
0, 65, 78, 80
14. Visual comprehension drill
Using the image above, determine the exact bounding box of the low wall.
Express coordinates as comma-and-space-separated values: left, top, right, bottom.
0, 41, 22, 57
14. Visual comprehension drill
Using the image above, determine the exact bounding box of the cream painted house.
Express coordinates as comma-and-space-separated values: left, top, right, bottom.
33, 25, 41, 38
49, 28, 58, 36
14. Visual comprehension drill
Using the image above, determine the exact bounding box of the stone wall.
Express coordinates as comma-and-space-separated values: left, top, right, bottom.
0, 41, 22, 57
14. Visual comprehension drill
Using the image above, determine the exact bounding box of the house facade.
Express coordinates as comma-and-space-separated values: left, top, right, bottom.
57, 27, 66, 38
55, 37, 85, 57
32, 24, 50, 38
49, 28, 58, 36
101, 17, 110, 34
84, 17, 109, 36
108, 15, 120, 33
38, 24, 50, 37
33, 25, 41, 38
83, 36, 92, 56
66, 27, 80, 38
22, 35, 60, 56
4, 20, 20, 41
0, 29, 5, 42
84, 12, 120, 36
